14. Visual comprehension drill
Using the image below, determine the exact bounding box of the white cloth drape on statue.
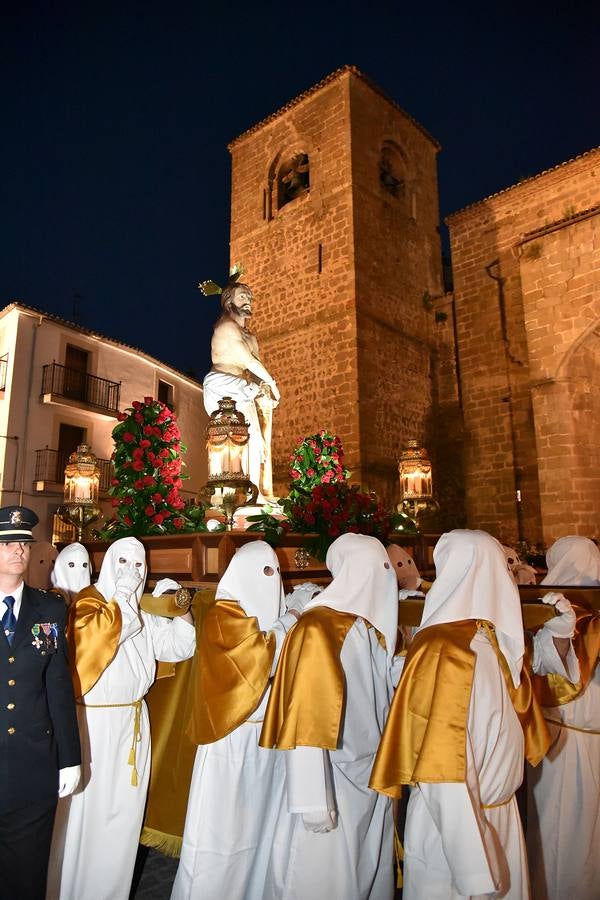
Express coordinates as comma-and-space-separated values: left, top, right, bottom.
202, 368, 264, 490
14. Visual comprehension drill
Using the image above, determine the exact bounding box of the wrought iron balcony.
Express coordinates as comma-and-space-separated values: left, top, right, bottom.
34, 449, 113, 494
41, 363, 120, 416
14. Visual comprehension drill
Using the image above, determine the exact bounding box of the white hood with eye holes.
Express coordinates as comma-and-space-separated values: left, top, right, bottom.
304, 533, 399, 657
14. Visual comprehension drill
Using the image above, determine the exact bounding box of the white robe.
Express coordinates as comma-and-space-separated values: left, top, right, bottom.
263, 619, 396, 900
171, 615, 294, 900
527, 630, 599, 900
47, 598, 195, 900
403, 631, 529, 900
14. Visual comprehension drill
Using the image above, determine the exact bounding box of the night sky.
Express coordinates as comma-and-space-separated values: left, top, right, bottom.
2, 2, 598, 378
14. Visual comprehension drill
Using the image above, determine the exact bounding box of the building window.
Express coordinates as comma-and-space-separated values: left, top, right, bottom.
278, 153, 310, 209
157, 379, 175, 411
379, 141, 406, 199
63, 344, 90, 401
0, 353, 8, 391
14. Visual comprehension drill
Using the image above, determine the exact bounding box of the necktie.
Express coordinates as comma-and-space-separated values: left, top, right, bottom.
2, 596, 17, 646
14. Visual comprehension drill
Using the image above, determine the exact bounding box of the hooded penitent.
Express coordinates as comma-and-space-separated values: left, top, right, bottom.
420, 529, 525, 687
386, 543, 421, 591
304, 532, 399, 657
95, 536, 147, 605
51, 542, 92, 601
26, 541, 58, 589
542, 536, 600, 587
216, 541, 284, 631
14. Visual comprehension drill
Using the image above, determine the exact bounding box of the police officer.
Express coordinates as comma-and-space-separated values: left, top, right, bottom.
0, 507, 81, 900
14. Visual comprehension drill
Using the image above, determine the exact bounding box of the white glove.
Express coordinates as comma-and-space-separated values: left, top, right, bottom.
152, 578, 181, 597
398, 589, 425, 601
286, 583, 322, 615
114, 561, 143, 604
58, 764, 81, 798
301, 809, 337, 833
541, 591, 576, 638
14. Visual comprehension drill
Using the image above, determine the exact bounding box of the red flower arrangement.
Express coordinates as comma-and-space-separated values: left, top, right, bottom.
288, 430, 349, 498
248, 430, 392, 560
285, 482, 391, 561
103, 397, 191, 537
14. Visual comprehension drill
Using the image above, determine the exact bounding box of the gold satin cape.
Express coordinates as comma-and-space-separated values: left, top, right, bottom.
369, 620, 551, 799
186, 594, 277, 745
533, 600, 600, 707
67, 585, 123, 699
259, 607, 358, 750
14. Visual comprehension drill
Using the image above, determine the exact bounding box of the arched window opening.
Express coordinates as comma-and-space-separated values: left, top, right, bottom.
379, 142, 406, 199
277, 153, 310, 209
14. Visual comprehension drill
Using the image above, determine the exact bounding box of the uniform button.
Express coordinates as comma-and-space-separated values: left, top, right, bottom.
7, 703, 15, 710
7, 727, 15, 735
8, 657, 15, 664
7, 679, 15, 686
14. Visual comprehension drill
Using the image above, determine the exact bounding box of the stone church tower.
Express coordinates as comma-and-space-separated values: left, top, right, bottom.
228, 66, 444, 501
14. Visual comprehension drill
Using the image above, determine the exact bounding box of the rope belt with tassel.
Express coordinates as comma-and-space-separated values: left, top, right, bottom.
77, 698, 144, 785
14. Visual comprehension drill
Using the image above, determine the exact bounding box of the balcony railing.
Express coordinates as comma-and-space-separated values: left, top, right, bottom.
34, 449, 113, 494
41, 363, 120, 415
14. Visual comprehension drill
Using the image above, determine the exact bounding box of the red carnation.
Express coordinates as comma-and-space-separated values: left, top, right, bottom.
143, 475, 155, 486
134, 479, 144, 490
111, 478, 119, 486
144, 396, 153, 404
123, 515, 133, 526
122, 432, 135, 443
132, 460, 145, 472
145, 505, 155, 516
117, 412, 128, 422
143, 425, 153, 436
140, 439, 151, 449
152, 513, 164, 525
132, 401, 142, 410
173, 517, 184, 529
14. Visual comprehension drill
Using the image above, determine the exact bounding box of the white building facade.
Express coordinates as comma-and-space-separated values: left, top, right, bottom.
0, 303, 208, 542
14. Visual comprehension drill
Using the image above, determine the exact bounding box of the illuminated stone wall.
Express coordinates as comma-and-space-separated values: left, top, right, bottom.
228, 67, 443, 502
447, 148, 600, 543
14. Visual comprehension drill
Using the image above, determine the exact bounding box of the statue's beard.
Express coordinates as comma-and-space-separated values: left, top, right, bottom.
238, 305, 252, 316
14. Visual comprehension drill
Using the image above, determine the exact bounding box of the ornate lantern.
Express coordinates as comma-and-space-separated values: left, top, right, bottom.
59, 444, 101, 540
201, 397, 258, 528
398, 441, 434, 524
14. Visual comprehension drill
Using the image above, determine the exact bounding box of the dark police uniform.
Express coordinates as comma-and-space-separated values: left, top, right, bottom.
0, 508, 80, 900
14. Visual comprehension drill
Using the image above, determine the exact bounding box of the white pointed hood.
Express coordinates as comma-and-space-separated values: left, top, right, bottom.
419, 529, 524, 687
26, 541, 58, 589
95, 537, 147, 605
304, 533, 399, 657
386, 543, 421, 591
51, 542, 92, 601
542, 536, 600, 587
216, 541, 284, 631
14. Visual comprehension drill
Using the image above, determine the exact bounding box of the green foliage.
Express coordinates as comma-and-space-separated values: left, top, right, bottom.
288, 431, 350, 501
245, 508, 291, 547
